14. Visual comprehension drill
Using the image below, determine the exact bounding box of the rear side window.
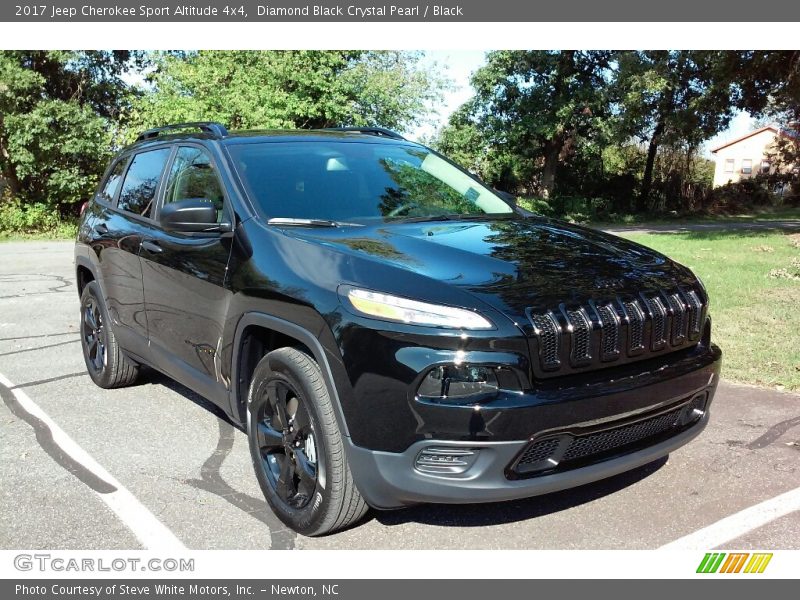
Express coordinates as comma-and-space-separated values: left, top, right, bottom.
99, 159, 127, 203
117, 148, 171, 219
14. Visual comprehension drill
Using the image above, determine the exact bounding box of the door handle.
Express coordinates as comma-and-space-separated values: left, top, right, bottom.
93, 223, 109, 235
140, 240, 163, 254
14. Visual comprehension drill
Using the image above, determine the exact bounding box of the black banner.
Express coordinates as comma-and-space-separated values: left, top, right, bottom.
3, 579, 797, 600
2, 0, 800, 22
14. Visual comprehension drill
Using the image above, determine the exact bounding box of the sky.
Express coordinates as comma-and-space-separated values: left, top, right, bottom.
412, 50, 761, 159
410, 50, 487, 141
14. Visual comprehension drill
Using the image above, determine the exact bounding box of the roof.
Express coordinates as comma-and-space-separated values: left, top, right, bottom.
710, 125, 798, 153
220, 129, 413, 145
124, 127, 417, 154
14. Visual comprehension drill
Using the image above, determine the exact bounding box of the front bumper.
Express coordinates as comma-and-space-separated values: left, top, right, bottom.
348, 409, 709, 508
345, 343, 721, 509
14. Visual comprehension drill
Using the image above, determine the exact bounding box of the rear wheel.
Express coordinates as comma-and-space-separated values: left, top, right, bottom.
80, 281, 139, 388
247, 347, 368, 536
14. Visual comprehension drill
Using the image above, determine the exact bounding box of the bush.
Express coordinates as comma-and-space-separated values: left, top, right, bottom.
517, 197, 556, 217
703, 179, 776, 214
0, 198, 77, 238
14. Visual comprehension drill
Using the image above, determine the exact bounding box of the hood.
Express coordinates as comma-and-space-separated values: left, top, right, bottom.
284, 216, 699, 320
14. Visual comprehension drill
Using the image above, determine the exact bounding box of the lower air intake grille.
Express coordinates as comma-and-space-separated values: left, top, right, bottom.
516, 437, 561, 466
561, 407, 684, 461
510, 393, 707, 478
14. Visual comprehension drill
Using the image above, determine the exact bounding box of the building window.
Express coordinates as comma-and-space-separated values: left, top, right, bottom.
761, 159, 771, 174
724, 159, 735, 173
741, 159, 752, 175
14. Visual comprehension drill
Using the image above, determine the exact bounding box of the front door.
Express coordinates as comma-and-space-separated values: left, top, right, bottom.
139, 145, 234, 404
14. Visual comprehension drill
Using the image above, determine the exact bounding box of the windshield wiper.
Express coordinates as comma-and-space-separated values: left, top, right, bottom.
394, 214, 456, 223
395, 213, 510, 224
267, 217, 362, 228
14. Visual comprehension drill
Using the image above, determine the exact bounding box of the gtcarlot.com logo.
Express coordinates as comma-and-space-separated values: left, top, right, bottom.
696, 552, 773, 574
14, 553, 194, 573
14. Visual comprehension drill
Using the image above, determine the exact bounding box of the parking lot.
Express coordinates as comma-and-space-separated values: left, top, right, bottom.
1, 240, 799, 550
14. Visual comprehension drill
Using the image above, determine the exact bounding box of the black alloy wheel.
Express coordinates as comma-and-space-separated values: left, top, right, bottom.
247, 348, 368, 536
79, 281, 139, 388
254, 379, 320, 509
82, 295, 107, 373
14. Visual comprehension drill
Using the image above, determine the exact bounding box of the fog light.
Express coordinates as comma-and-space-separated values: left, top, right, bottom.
414, 447, 479, 474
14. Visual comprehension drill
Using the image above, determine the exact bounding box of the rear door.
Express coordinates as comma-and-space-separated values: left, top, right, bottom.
93, 146, 172, 355
139, 144, 234, 404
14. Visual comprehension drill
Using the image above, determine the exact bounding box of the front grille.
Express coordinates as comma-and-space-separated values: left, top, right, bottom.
527, 287, 707, 377
510, 393, 707, 478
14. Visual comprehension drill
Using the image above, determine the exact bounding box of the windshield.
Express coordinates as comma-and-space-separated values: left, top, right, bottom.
226, 141, 514, 222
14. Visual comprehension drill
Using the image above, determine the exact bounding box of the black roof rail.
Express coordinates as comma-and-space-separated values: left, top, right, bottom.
136, 122, 229, 142
323, 127, 406, 140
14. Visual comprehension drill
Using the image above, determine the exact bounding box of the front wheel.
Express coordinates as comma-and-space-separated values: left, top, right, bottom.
247, 347, 368, 536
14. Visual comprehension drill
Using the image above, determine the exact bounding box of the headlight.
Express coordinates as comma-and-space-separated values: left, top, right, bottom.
344, 287, 493, 330
417, 364, 498, 398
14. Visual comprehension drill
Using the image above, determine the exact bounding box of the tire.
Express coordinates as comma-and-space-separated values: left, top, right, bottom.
247, 347, 368, 536
79, 281, 139, 389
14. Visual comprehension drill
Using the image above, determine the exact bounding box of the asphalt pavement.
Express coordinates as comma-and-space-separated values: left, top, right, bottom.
1, 241, 798, 550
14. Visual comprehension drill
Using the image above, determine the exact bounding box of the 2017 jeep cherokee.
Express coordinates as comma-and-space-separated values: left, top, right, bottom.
74, 122, 722, 536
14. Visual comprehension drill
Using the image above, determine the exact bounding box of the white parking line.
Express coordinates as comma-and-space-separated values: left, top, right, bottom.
0, 372, 186, 551
659, 486, 800, 549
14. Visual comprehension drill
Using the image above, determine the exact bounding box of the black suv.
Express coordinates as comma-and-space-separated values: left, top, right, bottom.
75, 122, 722, 536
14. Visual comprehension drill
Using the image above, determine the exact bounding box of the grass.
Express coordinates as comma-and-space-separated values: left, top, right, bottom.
585, 205, 800, 228
0, 223, 77, 241
603, 205, 800, 227
621, 229, 800, 392
517, 196, 800, 227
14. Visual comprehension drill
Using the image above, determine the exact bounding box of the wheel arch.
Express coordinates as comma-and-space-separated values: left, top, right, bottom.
75, 255, 99, 298
230, 313, 351, 438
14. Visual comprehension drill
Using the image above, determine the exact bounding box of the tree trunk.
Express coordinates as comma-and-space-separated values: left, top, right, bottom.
0, 139, 22, 198
539, 51, 576, 201
639, 119, 665, 212
541, 139, 561, 200
0, 115, 23, 198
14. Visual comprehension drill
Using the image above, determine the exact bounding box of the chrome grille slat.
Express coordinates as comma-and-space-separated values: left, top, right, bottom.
623, 300, 645, 354
667, 292, 688, 345
685, 289, 703, 339
529, 311, 562, 371
643, 294, 668, 351
565, 307, 592, 365
527, 287, 706, 377
596, 303, 620, 360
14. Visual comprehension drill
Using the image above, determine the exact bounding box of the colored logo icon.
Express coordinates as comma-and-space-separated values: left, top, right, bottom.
697, 552, 773, 573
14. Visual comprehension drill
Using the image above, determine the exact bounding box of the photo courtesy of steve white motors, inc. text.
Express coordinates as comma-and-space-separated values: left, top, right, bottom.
16, 584, 258, 598
13, 4, 465, 18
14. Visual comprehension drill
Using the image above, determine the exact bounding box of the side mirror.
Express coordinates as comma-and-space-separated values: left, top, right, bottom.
159, 198, 231, 233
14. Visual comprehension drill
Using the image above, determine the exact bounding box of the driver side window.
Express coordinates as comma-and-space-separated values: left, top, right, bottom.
163, 146, 226, 222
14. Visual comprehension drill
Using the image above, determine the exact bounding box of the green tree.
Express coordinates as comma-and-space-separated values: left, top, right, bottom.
730, 51, 800, 193
466, 50, 615, 198
613, 51, 740, 210
130, 51, 447, 136
0, 51, 140, 211
725, 51, 800, 119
